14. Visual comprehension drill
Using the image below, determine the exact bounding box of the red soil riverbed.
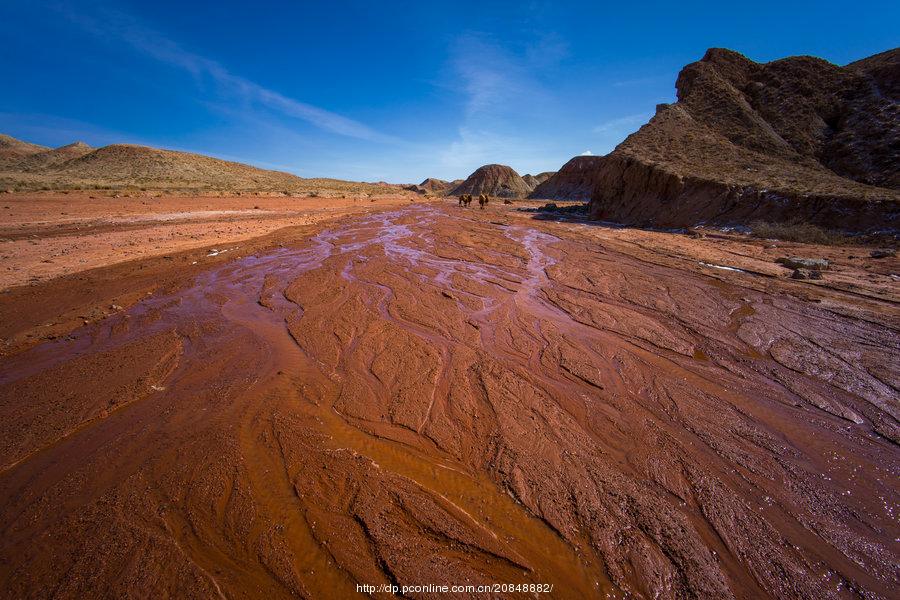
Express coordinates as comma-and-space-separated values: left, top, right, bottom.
0, 202, 897, 598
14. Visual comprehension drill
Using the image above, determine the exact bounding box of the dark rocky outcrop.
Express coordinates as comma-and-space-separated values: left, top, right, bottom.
588, 47, 900, 231
530, 156, 605, 200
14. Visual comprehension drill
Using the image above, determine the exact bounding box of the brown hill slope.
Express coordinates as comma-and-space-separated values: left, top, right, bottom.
0, 135, 400, 195
589, 48, 900, 231
0, 134, 48, 166
404, 177, 459, 196
419, 177, 451, 193
849, 48, 900, 99
522, 171, 555, 191
450, 164, 530, 198
16, 141, 94, 171
530, 156, 604, 200
46, 143, 304, 191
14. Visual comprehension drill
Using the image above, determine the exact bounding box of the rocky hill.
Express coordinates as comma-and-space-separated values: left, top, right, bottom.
589, 48, 900, 231
0, 135, 400, 195
15, 141, 94, 171
0, 134, 48, 166
522, 171, 555, 191
404, 177, 461, 196
450, 164, 531, 198
530, 156, 605, 200
418, 178, 452, 193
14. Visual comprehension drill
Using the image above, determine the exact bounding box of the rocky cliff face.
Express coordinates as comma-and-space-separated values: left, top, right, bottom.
450, 164, 531, 198
589, 47, 900, 230
530, 156, 605, 200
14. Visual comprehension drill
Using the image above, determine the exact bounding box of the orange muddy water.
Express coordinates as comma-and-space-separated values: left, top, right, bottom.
0, 204, 897, 599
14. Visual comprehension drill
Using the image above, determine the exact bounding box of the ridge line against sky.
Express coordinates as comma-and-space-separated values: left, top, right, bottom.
1, 0, 898, 182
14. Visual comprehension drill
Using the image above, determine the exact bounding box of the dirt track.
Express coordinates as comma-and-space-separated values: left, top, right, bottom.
0, 201, 897, 599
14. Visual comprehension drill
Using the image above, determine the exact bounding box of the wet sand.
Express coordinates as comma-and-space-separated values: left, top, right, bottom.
0, 200, 897, 598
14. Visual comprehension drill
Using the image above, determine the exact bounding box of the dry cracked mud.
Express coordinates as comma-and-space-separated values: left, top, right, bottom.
0, 203, 897, 599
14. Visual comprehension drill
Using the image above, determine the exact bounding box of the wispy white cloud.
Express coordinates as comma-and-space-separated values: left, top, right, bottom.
611, 75, 669, 88
451, 34, 537, 119
580, 150, 593, 156
439, 127, 510, 170
449, 30, 571, 123
524, 31, 569, 70
56, 2, 396, 143
593, 113, 650, 134
437, 32, 567, 176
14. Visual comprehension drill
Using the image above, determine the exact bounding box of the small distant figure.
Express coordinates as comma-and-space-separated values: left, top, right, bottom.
458, 194, 472, 207
478, 193, 488, 209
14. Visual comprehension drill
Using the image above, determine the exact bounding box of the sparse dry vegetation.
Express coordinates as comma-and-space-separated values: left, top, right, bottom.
749, 220, 848, 245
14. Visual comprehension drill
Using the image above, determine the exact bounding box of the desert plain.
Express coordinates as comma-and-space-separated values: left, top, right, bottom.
0, 188, 897, 599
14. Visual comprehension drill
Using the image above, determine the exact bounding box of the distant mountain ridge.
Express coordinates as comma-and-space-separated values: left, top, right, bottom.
0, 135, 400, 195
14, 141, 94, 171
403, 177, 464, 196
522, 171, 554, 190
0, 134, 49, 164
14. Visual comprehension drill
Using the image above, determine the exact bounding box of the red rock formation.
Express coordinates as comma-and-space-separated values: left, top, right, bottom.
589, 48, 900, 230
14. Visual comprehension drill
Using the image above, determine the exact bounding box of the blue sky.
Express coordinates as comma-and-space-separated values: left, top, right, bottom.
1, 1, 897, 183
